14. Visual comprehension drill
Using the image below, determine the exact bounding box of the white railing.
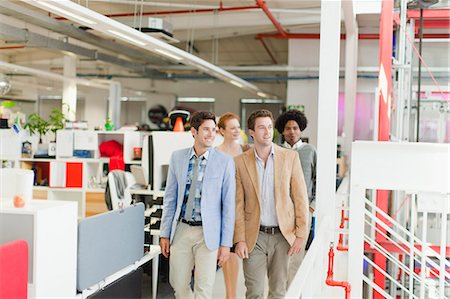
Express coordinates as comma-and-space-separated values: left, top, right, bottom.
348, 141, 450, 299
285, 176, 350, 299
363, 197, 450, 298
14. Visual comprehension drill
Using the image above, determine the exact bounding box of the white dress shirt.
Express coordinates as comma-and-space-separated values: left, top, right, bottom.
254, 145, 278, 227
283, 139, 304, 150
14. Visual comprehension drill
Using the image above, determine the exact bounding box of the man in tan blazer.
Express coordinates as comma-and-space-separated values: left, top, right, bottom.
234, 109, 309, 299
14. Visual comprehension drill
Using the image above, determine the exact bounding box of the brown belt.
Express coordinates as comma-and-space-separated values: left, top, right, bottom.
259, 225, 280, 235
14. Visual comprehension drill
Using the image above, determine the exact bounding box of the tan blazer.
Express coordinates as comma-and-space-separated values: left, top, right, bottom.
234, 144, 309, 252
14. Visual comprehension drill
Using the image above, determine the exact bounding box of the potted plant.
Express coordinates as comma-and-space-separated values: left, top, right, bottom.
24, 113, 49, 144
49, 108, 65, 140
48, 108, 65, 156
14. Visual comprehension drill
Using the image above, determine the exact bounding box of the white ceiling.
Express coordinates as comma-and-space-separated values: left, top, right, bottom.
0, 0, 448, 94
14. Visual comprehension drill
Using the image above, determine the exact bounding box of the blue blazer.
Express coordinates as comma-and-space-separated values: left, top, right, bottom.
160, 147, 236, 250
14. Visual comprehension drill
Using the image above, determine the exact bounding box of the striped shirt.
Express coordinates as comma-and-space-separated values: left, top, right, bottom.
180, 148, 209, 222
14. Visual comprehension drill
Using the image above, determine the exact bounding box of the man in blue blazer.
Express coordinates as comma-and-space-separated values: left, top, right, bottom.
160, 111, 236, 299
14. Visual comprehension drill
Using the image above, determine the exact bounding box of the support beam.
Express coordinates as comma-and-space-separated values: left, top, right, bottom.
0, 22, 158, 76
108, 81, 121, 129
342, 0, 358, 163
374, 1, 394, 298
0, 61, 109, 89
315, 0, 341, 243
0, 1, 164, 65
63, 54, 77, 121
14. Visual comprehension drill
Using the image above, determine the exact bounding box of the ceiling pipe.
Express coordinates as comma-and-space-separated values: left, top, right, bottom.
256, 32, 450, 40
0, 22, 160, 75
25, 0, 268, 97
55, 4, 260, 19
255, 0, 377, 40
0, 61, 110, 89
254, 0, 288, 38
0, 45, 25, 50
0, 1, 165, 65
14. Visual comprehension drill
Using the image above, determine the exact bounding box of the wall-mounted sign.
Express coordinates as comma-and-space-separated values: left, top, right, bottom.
287, 105, 305, 112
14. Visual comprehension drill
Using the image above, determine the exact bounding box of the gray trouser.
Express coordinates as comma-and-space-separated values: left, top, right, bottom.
287, 213, 312, 286
243, 231, 291, 299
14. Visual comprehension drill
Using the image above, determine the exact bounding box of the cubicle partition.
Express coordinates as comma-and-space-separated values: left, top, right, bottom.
77, 203, 144, 291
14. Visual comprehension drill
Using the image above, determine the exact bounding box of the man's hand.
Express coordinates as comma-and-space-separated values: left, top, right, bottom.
217, 246, 230, 267
288, 237, 305, 256
235, 241, 249, 259
160, 237, 170, 258
309, 207, 314, 214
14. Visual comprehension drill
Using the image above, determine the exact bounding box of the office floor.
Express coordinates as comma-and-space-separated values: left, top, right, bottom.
142, 259, 249, 299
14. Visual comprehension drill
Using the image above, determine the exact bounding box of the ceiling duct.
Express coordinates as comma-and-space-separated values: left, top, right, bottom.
407, 0, 439, 9
120, 17, 179, 43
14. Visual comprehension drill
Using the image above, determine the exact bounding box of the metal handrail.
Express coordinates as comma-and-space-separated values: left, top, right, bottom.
364, 219, 446, 283
365, 198, 450, 269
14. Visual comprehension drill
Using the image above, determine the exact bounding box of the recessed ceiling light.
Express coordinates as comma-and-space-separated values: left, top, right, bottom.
36, 1, 97, 25
257, 92, 268, 98
108, 30, 147, 46
230, 80, 244, 88
154, 48, 183, 61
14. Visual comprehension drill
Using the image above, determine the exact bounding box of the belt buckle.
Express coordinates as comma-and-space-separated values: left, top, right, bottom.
270, 227, 275, 234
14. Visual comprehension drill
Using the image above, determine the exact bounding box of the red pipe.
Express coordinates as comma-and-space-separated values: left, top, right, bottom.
256, 33, 380, 40
414, 19, 450, 30
257, 32, 450, 40
326, 244, 351, 299
255, 0, 288, 38
408, 9, 450, 19
55, 5, 260, 19
0, 46, 25, 50
337, 209, 349, 251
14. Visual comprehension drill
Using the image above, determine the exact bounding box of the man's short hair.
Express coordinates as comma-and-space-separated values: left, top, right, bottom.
274, 109, 308, 133
247, 109, 274, 131
190, 111, 216, 131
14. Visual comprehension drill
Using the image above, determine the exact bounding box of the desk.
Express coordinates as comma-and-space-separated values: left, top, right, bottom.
77, 245, 161, 299
129, 188, 153, 196
0, 200, 77, 299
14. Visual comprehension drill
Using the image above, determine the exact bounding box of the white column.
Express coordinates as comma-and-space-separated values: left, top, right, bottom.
395, 0, 408, 141
108, 81, 121, 129
315, 0, 341, 233
286, 39, 320, 147
63, 54, 77, 121
342, 1, 358, 163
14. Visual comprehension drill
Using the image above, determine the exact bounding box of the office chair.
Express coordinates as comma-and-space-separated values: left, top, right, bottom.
105, 170, 136, 211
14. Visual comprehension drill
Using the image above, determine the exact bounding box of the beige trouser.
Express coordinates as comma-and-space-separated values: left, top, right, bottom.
243, 231, 291, 299
169, 222, 218, 299
287, 213, 312, 286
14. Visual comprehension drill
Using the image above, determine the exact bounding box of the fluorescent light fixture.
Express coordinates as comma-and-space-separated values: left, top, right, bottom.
107, 30, 147, 46
25, 0, 269, 97
230, 80, 243, 88
241, 98, 283, 104
177, 97, 215, 103
36, 1, 97, 25
241, 99, 264, 104
154, 48, 183, 61
257, 92, 268, 98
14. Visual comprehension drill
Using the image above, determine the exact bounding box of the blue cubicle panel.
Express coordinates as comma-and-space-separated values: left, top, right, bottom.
77, 203, 145, 291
